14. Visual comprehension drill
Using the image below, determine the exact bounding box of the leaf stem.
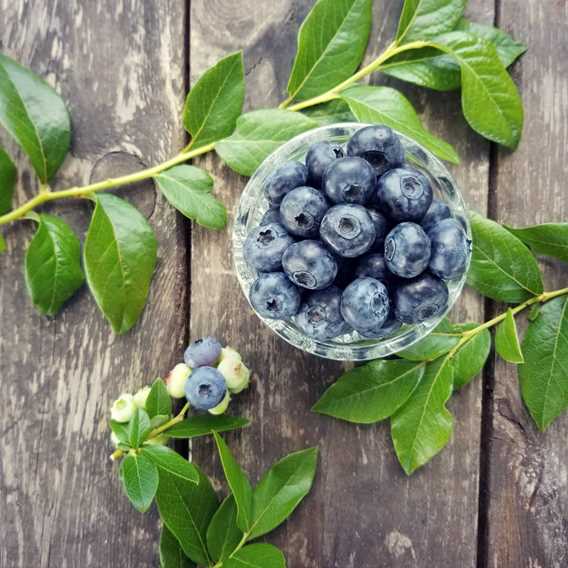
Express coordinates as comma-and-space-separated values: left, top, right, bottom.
212, 531, 249, 567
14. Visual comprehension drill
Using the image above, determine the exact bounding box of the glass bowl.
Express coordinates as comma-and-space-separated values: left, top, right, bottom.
232, 123, 471, 361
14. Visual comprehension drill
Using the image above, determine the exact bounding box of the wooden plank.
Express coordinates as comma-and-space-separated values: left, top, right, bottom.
484, 1, 568, 567
189, 1, 492, 565
0, 2, 188, 566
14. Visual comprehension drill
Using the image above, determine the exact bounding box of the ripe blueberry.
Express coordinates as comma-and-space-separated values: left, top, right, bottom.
360, 310, 402, 339
341, 277, 390, 333
355, 253, 390, 281
243, 222, 295, 272
384, 222, 431, 278
250, 272, 301, 319
184, 337, 222, 368
260, 206, 281, 226
346, 125, 404, 175
320, 204, 376, 258
427, 218, 470, 280
421, 199, 451, 232
367, 208, 390, 251
264, 161, 308, 204
305, 141, 344, 188
184, 367, 227, 411
279, 186, 329, 238
323, 157, 376, 205
394, 273, 449, 324
282, 240, 338, 290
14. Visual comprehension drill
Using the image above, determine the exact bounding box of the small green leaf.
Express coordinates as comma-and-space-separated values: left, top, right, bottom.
184, 51, 245, 149
0, 147, 16, 214
215, 110, 317, 176
150, 414, 170, 430
495, 309, 524, 364
313, 360, 425, 423
110, 420, 130, 445
287, 0, 372, 102
0, 54, 70, 182
397, 0, 467, 42
142, 445, 199, 485
399, 319, 461, 361
224, 544, 286, 568
160, 524, 195, 568
156, 466, 218, 566
128, 408, 152, 448
206, 496, 243, 562
120, 453, 159, 513
506, 223, 568, 264
146, 379, 172, 419
451, 324, 491, 389
528, 304, 541, 322
167, 415, 249, 439
341, 85, 460, 163
302, 99, 355, 125
519, 297, 568, 431
391, 357, 454, 474
467, 212, 543, 303
155, 165, 226, 230
24, 214, 84, 316
249, 447, 318, 540
83, 193, 157, 334
213, 433, 253, 532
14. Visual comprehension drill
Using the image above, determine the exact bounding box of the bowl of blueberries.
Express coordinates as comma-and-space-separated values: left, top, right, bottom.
233, 123, 471, 361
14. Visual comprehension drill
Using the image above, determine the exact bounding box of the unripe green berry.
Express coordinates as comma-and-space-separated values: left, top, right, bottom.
110, 393, 136, 423
133, 386, 151, 409
208, 390, 231, 415
165, 363, 192, 398
218, 357, 251, 393
219, 346, 242, 364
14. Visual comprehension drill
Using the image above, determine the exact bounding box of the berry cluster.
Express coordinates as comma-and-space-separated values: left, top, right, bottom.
244, 125, 470, 340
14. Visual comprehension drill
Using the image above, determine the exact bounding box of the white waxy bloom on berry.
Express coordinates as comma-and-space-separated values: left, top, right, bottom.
110, 393, 136, 423
218, 357, 251, 393
165, 363, 192, 398
208, 390, 231, 415
133, 386, 151, 409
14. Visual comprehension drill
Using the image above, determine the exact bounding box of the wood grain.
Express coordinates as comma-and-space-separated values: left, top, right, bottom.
484, 1, 568, 567
0, 2, 188, 566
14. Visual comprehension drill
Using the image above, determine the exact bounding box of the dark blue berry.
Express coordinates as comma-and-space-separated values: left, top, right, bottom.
250, 272, 301, 319
260, 206, 281, 226
394, 273, 449, 324
282, 240, 338, 290
243, 222, 294, 272
377, 167, 433, 222
295, 286, 351, 340
184, 337, 222, 367
421, 199, 451, 232
264, 161, 308, 204
355, 253, 390, 281
279, 186, 329, 238
184, 367, 227, 410
340, 277, 390, 333
427, 218, 470, 280
346, 125, 404, 176
305, 141, 344, 188
320, 204, 376, 258
384, 222, 431, 278
367, 208, 390, 251
323, 157, 376, 205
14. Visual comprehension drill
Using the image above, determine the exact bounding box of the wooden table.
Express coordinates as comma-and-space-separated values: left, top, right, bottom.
1, 1, 567, 566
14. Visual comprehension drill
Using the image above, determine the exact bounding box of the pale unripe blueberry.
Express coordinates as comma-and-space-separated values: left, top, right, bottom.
111, 393, 136, 423
219, 346, 242, 364
208, 390, 231, 415
144, 434, 169, 446
165, 363, 192, 398
133, 386, 151, 409
218, 357, 251, 393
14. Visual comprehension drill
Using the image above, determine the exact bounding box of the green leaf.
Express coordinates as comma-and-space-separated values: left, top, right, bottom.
519, 297, 568, 431
160, 525, 195, 568
391, 357, 454, 474
249, 447, 318, 540
341, 85, 460, 163
24, 214, 84, 316
397, 0, 467, 42
0, 54, 70, 182
83, 193, 157, 334
213, 433, 253, 532
119, 453, 159, 513
506, 223, 568, 264
0, 147, 16, 214
399, 319, 460, 361
0, 232, 5, 253
215, 110, 317, 176
432, 32, 524, 148
150, 414, 170, 430
206, 496, 243, 562
155, 165, 226, 230
167, 415, 249, 439
451, 324, 491, 389
495, 309, 524, 364
142, 445, 199, 485
128, 408, 152, 448
183, 51, 245, 149
467, 212, 543, 303
156, 466, 219, 566
110, 420, 130, 445
146, 379, 172, 419
302, 99, 355, 125
224, 544, 286, 568
528, 304, 541, 322
287, 0, 372, 102
313, 360, 425, 423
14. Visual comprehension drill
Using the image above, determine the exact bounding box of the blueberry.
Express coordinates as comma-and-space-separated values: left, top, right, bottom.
282, 240, 338, 290
355, 253, 390, 281
421, 199, 451, 232
394, 273, 449, 324
243, 222, 294, 272
250, 272, 301, 319
279, 186, 329, 238
346, 125, 404, 175
341, 277, 390, 333
184, 337, 222, 368
334, 257, 358, 289
295, 286, 351, 340
323, 157, 376, 205
320, 204, 376, 258
377, 167, 433, 222
184, 366, 227, 410
360, 310, 402, 339
427, 218, 470, 280
367, 208, 390, 251
264, 161, 308, 204
260, 206, 281, 226
305, 141, 344, 188
384, 222, 431, 278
